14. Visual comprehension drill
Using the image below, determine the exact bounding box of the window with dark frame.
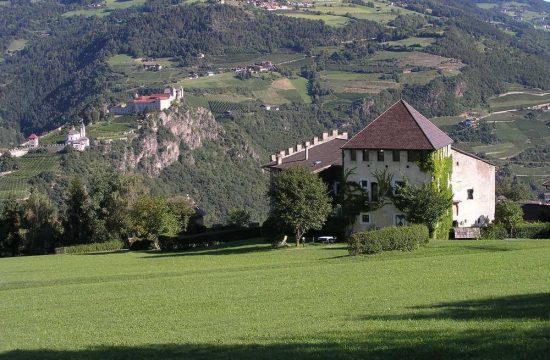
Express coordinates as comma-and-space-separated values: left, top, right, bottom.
393, 150, 400, 162
362, 149, 369, 162
350, 149, 356, 161
360, 180, 368, 191
407, 150, 420, 162
361, 214, 370, 223
377, 150, 384, 162
371, 182, 379, 202
467, 189, 474, 200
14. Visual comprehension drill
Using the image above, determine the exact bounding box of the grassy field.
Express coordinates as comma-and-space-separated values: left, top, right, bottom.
63, 0, 146, 17
280, 0, 417, 25
489, 93, 550, 112
0, 153, 60, 200
0, 239, 549, 359
6, 39, 27, 52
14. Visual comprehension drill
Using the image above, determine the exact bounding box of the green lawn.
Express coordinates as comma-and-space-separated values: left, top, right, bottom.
489, 93, 550, 111
1, 239, 549, 359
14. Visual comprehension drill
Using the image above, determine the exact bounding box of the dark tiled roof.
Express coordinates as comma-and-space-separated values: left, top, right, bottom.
264, 138, 347, 173
342, 100, 453, 150
542, 178, 550, 189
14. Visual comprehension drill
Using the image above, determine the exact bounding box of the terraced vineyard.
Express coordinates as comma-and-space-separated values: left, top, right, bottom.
0, 153, 60, 200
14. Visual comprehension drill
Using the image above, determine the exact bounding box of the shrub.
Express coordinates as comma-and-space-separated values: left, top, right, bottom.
158, 227, 261, 251
348, 225, 429, 255
62, 240, 125, 255
514, 223, 550, 239
480, 224, 508, 240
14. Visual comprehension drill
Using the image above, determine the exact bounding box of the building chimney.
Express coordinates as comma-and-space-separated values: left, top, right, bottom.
342, 132, 348, 139
322, 132, 328, 140
305, 143, 311, 160
270, 154, 276, 162
332, 129, 338, 137
313, 136, 319, 145
288, 147, 294, 155
276, 154, 283, 165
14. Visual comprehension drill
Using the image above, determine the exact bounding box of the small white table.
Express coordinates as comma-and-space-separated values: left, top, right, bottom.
318, 236, 336, 244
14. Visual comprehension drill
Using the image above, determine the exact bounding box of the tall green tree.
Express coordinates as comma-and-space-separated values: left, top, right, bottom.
63, 177, 93, 245
22, 188, 59, 255
495, 199, 523, 237
227, 209, 251, 228
393, 182, 453, 238
267, 166, 332, 246
0, 198, 23, 257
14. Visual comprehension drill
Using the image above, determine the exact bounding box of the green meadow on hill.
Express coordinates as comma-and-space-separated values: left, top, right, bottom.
0, 239, 549, 359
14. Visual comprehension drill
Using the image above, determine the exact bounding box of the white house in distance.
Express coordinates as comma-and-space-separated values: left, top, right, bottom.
265, 100, 496, 236
66, 123, 90, 151
27, 134, 39, 148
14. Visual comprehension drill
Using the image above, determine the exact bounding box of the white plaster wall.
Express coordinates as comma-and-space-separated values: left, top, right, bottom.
343, 148, 432, 232
451, 149, 495, 226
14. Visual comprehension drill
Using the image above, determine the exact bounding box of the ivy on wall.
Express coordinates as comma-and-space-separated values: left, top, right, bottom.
428, 148, 453, 240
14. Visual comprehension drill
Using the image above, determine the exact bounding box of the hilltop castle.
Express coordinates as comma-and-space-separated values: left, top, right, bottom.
109, 87, 184, 115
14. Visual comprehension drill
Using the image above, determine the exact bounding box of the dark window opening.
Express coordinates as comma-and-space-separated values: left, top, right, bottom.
362, 150, 369, 162
360, 180, 368, 190
407, 150, 420, 162
377, 150, 384, 162
393, 150, 400, 162
467, 189, 474, 200
350, 149, 356, 161
362, 214, 370, 223
371, 182, 379, 202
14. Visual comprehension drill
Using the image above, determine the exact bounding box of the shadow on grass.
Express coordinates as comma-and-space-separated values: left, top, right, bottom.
357, 293, 550, 321
143, 239, 274, 258
1, 326, 548, 360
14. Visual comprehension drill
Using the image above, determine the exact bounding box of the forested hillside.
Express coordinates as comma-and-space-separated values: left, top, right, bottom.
0, 0, 549, 223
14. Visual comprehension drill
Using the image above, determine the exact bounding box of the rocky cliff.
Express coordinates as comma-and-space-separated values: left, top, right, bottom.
124, 105, 220, 176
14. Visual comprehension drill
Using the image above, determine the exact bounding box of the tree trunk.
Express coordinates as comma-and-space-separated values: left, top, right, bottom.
295, 229, 302, 247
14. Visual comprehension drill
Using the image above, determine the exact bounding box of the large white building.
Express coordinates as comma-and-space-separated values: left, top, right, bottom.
109, 87, 183, 115
66, 123, 90, 151
265, 100, 496, 237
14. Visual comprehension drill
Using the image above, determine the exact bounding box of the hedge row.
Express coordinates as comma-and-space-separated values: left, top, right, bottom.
514, 223, 550, 239
480, 224, 508, 240
158, 227, 262, 251
481, 223, 550, 239
348, 224, 430, 255
61, 240, 125, 255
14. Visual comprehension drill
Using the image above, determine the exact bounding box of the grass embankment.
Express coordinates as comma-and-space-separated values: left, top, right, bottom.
1, 239, 549, 359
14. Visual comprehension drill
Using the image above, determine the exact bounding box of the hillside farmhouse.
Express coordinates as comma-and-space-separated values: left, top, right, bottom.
109, 87, 183, 115
27, 134, 39, 148
264, 100, 496, 235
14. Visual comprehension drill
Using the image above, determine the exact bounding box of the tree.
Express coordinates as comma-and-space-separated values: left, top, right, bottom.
63, 177, 94, 245
22, 188, 59, 255
495, 199, 523, 237
167, 196, 195, 233
393, 182, 453, 238
267, 166, 332, 246
227, 209, 251, 228
130, 195, 179, 248
0, 198, 23, 257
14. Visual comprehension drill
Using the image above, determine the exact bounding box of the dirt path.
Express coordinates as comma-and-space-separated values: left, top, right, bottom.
496, 91, 550, 97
